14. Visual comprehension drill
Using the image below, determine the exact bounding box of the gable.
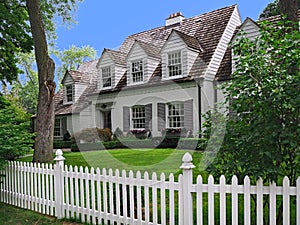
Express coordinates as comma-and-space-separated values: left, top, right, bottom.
98, 51, 115, 68
232, 17, 260, 43
62, 72, 74, 85
126, 42, 148, 62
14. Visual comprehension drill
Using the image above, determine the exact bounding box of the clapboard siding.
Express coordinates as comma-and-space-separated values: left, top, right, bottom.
205, 5, 241, 80
74, 83, 88, 102
147, 57, 160, 82
161, 32, 198, 80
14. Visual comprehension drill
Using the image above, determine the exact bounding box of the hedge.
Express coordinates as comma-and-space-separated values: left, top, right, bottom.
53, 140, 74, 149
70, 137, 206, 152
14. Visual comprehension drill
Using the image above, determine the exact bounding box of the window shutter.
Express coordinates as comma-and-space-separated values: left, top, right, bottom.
123, 106, 130, 132
62, 117, 67, 134
184, 99, 193, 131
145, 104, 152, 130
157, 103, 166, 131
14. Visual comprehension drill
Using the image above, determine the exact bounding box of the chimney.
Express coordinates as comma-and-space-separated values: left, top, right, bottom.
166, 12, 185, 26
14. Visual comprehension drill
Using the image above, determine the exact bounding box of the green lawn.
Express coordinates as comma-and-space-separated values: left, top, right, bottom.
0, 203, 84, 225
21, 148, 206, 179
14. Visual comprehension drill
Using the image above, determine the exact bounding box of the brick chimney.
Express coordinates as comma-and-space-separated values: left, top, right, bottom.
166, 12, 185, 26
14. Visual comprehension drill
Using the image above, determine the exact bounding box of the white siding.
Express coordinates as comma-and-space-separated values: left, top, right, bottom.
161, 32, 198, 80
205, 5, 242, 81
74, 83, 88, 102
145, 57, 160, 82
63, 74, 74, 105
115, 65, 126, 86
79, 106, 92, 130
110, 82, 199, 137
98, 53, 114, 90
126, 43, 148, 85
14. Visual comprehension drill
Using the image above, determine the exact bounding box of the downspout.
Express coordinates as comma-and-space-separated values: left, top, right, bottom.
198, 83, 201, 138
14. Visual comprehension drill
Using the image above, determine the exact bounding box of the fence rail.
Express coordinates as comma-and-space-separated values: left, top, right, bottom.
1, 150, 300, 225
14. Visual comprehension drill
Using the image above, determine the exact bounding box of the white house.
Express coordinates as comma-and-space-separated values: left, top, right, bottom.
53, 5, 242, 140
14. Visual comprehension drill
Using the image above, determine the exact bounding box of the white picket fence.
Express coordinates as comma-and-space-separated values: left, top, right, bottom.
1, 150, 300, 225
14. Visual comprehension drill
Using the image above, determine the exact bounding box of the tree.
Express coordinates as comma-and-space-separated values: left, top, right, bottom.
207, 21, 300, 184
10, 52, 39, 114
55, 45, 97, 84
25, 0, 82, 162
0, 94, 33, 169
259, 0, 299, 19
0, 0, 33, 84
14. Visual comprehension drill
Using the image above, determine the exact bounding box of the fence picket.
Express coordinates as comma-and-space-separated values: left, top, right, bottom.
269, 181, 277, 225
144, 172, 150, 224
243, 176, 251, 225
283, 176, 290, 225
219, 175, 226, 225
208, 175, 215, 225
1, 151, 300, 225
231, 175, 238, 225
256, 177, 264, 225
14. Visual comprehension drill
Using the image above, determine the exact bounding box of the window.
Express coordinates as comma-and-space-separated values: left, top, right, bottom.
54, 118, 63, 139
102, 67, 112, 88
168, 103, 184, 128
132, 60, 143, 83
132, 106, 145, 129
168, 51, 182, 77
66, 84, 74, 102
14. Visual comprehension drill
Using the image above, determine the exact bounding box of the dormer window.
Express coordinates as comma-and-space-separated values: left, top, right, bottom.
132, 60, 143, 83
102, 66, 112, 88
168, 51, 182, 77
66, 84, 74, 103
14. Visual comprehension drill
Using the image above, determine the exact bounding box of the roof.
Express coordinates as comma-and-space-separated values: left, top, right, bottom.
55, 5, 238, 116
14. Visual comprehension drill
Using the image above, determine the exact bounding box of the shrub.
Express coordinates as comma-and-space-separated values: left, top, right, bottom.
162, 128, 187, 137
53, 140, 73, 149
71, 141, 125, 152
73, 128, 112, 143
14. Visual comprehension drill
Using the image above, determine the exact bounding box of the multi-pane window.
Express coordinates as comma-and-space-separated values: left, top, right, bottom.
132, 106, 145, 129
168, 103, 184, 128
54, 118, 63, 138
66, 84, 74, 102
132, 60, 143, 83
102, 67, 112, 88
168, 51, 182, 77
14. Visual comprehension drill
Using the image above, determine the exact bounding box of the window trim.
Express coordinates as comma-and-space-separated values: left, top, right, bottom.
65, 84, 74, 103
131, 105, 146, 129
54, 118, 64, 140
167, 102, 184, 128
101, 66, 112, 89
131, 59, 144, 84
167, 50, 182, 78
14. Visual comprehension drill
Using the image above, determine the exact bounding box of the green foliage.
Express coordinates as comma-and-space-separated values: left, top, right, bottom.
207, 20, 300, 184
0, 94, 33, 168
0, 0, 33, 83
259, 0, 300, 19
54, 45, 97, 83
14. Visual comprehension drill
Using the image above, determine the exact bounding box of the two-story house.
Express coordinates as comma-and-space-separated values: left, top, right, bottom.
53, 5, 242, 140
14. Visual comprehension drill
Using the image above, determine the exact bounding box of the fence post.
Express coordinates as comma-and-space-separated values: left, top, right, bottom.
54, 149, 65, 219
180, 152, 195, 225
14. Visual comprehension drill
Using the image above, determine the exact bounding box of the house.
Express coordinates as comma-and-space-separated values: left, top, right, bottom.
53, 5, 242, 140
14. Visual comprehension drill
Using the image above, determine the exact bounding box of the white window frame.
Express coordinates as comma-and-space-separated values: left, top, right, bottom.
168, 102, 184, 128
167, 51, 182, 77
65, 84, 74, 103
54, 118, 63, 139
101, 66, 112, 88
132, 106, 145, 129
131, 59, 144, 83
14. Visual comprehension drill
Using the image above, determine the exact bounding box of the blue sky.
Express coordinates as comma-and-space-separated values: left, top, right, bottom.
55, 0, 273, 57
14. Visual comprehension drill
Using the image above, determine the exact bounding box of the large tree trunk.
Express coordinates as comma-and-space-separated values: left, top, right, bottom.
279, 0, 299, 30
26, 0, 56, 163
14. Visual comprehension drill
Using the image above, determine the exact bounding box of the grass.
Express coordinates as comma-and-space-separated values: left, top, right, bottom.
20, 148, 207, 179
0, 202, 84, 225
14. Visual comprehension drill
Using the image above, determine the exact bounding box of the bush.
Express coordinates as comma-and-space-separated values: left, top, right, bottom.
53, 140, 73, 149
113, 127, 123, 139
71, 141, 125, 152
73, 128, 112, 143
161, 128, 188, 137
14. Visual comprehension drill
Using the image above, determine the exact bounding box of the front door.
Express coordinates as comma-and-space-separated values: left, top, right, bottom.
103, 110, 112, 130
